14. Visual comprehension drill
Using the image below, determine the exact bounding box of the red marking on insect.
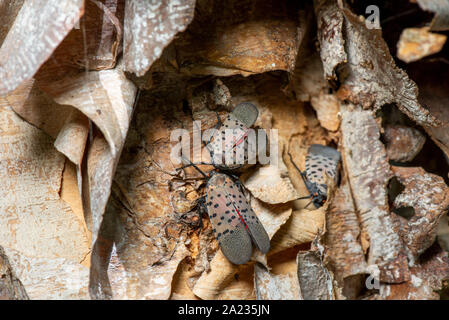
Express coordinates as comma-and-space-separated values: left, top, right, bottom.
203, 172, 270, 265
233, 203, 249, 232
233, 131, 248, 148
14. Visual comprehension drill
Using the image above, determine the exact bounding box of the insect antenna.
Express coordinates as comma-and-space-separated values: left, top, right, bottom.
304, 199, 314, 209
288, 152, 310, 188
288, 152, 317, 203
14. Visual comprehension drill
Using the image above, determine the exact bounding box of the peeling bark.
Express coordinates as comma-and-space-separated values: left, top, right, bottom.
1, 0, 448, 301
340, 104, 410, 283
0, 246, 28, 300
0, 0, 84, 95
124, 0, 196, 76
392, 166, 449, 263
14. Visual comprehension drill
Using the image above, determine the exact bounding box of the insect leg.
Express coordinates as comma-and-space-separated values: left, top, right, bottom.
177, 155, 211, 178
213, 110, 222, 130
195, 196, 207, 235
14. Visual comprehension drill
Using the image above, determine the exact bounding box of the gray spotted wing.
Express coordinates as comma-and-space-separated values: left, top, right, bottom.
207, 114, 249, 169
233, 188, 270, 254
231, 102, 259, 128
209, 173, 270, 255
205, 173, 252, 265
305, 144, 341, 193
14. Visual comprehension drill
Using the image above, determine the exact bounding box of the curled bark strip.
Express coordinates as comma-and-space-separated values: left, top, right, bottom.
123, 0, 196, 76
0, 0, 84, 95
313, 0, 347, 80
270, 208, 326, 254
391, 166, 449, 263
340, 104, 410, 283
251, 198, 292, 240
192, 250, 243, 300
55, 109, 89, 167
38, 68, 136, 157
5, 79, 74, 139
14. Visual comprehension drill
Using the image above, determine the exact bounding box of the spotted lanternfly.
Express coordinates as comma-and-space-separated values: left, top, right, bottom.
206, 102, 262, 170
204, 172, 270, 264
291, 144, 341, 208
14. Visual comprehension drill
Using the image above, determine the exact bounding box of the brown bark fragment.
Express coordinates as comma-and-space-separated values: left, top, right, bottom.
340, 7, 438, 126
54, 109, 90, 167
178, 20, 302, 77
41, 0, 125, 75
5, 79, 74, 139
397, 27, 447, 63
326, 182, 367, 281
0, 1, 25, 46
380, 243, 449, 299
174, 0, 305, 77
384, 125, 426, 162
313, 1, 439, 126
416, 0, 449, 31
288, 51, 328, 102
392, 166, 449, 263
311, 93, 341, 132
